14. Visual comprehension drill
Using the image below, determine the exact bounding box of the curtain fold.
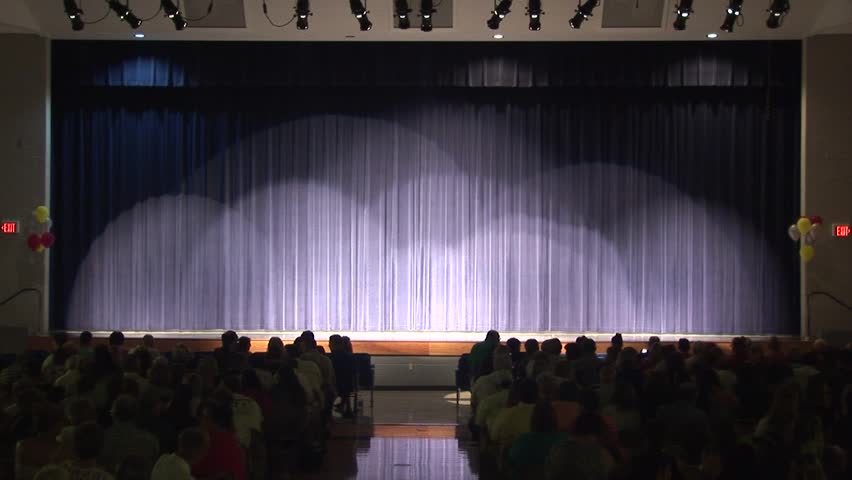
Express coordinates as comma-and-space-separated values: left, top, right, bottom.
51, 86, 799, 334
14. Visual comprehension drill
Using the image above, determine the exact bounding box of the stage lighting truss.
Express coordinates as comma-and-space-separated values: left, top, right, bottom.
487, 0, 512, 30
721, 0, 744, 33
569, 0, 599, 29
673, 0, 693, 31
420, 0, 435, 32
766, 0, 790, 29
395, 0, 412, 29
527, 0, 543, 31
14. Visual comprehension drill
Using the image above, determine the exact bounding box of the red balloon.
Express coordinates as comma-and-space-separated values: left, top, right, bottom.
809, 215, 823, 226
41, 232, 55, 248
26, 233, 41, 251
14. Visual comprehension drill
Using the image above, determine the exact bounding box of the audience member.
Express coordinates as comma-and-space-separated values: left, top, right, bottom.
151, 427, 209, 480
193, 398, 246, 480
469, 330, 501, 380
100, 394, 160, 475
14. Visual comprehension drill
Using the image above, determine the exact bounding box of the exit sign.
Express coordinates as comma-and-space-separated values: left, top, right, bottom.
834, 223, 851, 238
1, 221, 19, 234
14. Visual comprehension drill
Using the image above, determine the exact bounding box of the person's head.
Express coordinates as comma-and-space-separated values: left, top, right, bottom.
221, 330, 238, 349
66, 397, 96, 425
506, 338, 521, 354
109, 330, 125, 347
605, 346, 620, 365
34, 466, 70, 480
138, 388, 163, 418
524, 338, 539, 354
564, 343, 581, 361
111, 394, 139, 424
267, 336, 285, 358
329, 334, 344, 352
301, 336, 318, 352
537, 373, 561, 402
142, 334, 155, 349
492, 345, 512, 371
677, 338, 691, 354
342, 336, 353, 353
541, 338, 563, 356
177, 427, 210, 465
530, 401, 558, 433
171, 344, 192, 365
582, 338, 597, 356
647, 336, 661, 348
301, 330, 315, 342
52, 331, 69, 349
508, 379, 539, 406
201, 396, 234, 431
73, 421, 104, 461
528, 351, 552, 379
485, 330, 500, 343
148, 362, 170, 387
237, 336, 251, 354
115, 455, 148, 480
611, 332, 623, 349
768, 380, 800, 421
616, 347, 639, 369
79, 331, 93, 346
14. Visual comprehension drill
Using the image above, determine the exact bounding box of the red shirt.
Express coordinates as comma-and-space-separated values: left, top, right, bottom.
192, 428, 246, 480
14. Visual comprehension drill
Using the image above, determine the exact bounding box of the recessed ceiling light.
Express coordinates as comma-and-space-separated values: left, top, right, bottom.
706, 33, 718, 39
493, 34, 504, 39
134, 33, 145, 38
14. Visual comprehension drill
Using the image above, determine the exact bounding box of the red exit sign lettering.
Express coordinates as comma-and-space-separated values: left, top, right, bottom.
1, 221, 19, 234
834, 223, 851, 238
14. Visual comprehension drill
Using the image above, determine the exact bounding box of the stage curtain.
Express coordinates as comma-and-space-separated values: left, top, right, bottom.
51, 42, 800, 335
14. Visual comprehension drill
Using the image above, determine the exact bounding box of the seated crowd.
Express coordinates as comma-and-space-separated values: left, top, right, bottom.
0, 330, 359, 480
467, 331, 852, 480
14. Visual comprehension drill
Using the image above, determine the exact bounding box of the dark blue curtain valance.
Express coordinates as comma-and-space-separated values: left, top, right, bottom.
52, 40, 800, 90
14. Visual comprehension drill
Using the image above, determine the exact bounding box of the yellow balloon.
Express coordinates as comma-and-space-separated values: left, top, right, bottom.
34, 205, 50, 223
35, 245, 45, 253
800, 245, 815, 263
796, 217, 812, 235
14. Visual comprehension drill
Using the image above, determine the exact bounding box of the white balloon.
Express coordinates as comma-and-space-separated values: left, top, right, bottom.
788, 224, 801, 241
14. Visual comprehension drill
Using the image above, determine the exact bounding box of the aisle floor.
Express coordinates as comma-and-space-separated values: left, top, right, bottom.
297, 390, 479, 480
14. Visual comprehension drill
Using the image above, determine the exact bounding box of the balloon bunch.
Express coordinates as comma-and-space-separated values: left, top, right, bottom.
788, 215, 822, 263
26, 205, 55, 253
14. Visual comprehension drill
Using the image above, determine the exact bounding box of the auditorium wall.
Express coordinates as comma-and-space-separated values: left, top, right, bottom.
0, 34, 49, 335
804, 34, 852, 342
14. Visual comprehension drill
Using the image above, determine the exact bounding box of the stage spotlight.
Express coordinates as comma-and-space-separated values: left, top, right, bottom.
673, 0, 693, 31
420, 0, 435, 32
295, 0, 311, 30
395, 0, 412, 29
527, 0, 542, 31
569, 0, 599, 29
349, 0, 372, 31
161, 1, 187, 31
487, 0, 512, 30
766, 0, 790, 29
63, 0, 84, 31
108, 0, 142, 29
721, 0, 744, 33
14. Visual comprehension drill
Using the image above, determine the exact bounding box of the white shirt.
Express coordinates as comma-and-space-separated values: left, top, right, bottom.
232, 393, 263, 448
151, 453, 193, 480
